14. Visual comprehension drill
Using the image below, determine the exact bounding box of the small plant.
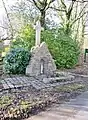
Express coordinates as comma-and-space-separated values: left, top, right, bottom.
3, 47, 31, 74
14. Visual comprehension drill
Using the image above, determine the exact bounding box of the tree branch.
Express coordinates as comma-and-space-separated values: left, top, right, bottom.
32, 0, 41, 10
49, 6, 66, 12
0, 26, 8, 29
60, 0, 67, 13
77, 3, 88, 18
66, 1, 75, 20
1, 37, 13, 41
1, 0, 13, 38
71, 11, 87, 26
45, 0, 54, 11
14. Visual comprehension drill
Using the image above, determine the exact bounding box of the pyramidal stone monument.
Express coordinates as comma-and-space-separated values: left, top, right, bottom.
26, 20, 56, 77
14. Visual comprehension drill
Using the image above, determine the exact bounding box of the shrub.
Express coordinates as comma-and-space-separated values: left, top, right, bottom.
3, 47, 31, 74
11, 24, 35, 50
41, 30, 80, 69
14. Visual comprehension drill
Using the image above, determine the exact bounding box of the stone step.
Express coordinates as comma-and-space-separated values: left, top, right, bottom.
0, 64, 3, 69
0, 59, 3, 62
0, 62, 3, 66
0, 67, 3, 71
0, 69, 3, 72
0, 62, 3, 65
0, 70, 3, 75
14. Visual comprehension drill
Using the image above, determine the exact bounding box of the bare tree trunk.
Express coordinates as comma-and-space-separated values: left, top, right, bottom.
40, 10, 46, 28
78, 2, 86, 65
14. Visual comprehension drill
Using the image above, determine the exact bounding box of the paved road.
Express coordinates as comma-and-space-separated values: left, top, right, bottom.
26, 91, 88, 120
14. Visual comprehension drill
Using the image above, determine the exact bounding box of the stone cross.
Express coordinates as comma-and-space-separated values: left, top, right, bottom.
35, 20, 41, 46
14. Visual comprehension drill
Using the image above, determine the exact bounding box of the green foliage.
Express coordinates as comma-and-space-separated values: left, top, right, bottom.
3, 47, 30, 74
41, 29, 80, 68
11, 24, 80, 69
12, 24, 35, 50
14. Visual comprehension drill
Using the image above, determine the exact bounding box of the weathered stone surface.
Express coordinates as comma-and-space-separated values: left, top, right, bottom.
43, 75, 74, 84
0, 74, 83, 91
26, 42, 56, 77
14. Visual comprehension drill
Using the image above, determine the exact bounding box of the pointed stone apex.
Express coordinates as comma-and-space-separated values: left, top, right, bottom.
26, 42, 56, 77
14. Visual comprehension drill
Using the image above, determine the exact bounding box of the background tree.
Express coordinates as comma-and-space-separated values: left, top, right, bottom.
27, 0, 55, 29
54, 0, 88, 35
1, 0, 88, 69
1, 0, 13, 39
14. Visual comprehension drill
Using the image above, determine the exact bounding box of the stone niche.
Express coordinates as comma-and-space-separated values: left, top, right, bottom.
26, 42, 56, 77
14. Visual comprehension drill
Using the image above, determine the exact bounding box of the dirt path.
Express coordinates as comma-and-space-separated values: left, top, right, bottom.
26, 91, 88, 120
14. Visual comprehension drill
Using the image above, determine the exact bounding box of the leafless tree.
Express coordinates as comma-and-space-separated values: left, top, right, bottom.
27, 0, 55, 28
1, 0, 13, 40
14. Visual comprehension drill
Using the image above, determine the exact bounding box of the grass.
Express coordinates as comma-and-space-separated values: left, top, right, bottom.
56, 83, 85, 92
